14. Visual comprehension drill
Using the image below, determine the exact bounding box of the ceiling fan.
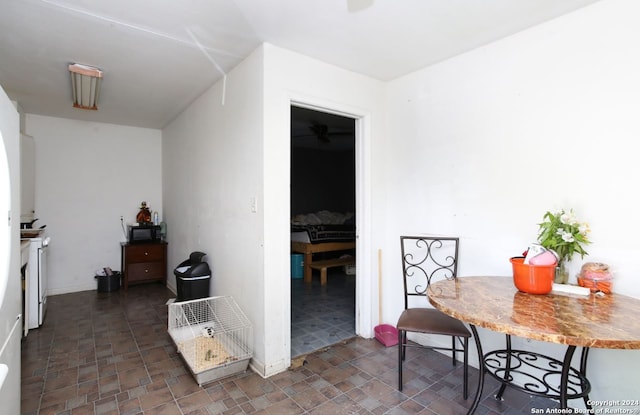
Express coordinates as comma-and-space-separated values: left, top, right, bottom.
294, 121, 354, 144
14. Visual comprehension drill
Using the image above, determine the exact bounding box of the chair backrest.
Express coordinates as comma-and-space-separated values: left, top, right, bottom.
400, 236, 459, 310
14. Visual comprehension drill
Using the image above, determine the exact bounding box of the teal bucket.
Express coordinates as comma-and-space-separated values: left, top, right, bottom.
291, 254, 304, 279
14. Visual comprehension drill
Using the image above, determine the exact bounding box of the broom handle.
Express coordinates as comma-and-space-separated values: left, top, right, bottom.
378, 249, 382, 324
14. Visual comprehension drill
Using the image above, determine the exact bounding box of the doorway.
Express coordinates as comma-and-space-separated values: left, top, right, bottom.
290, 105, 357, 357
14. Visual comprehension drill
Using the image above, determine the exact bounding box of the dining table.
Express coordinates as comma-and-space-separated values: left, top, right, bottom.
427, 276, 640, 415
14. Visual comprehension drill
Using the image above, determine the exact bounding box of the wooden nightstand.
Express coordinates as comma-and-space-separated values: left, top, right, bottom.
121, 241, 168, 289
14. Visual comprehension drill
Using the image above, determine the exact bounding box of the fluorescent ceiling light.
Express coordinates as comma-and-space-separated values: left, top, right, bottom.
68, 63, 103, 110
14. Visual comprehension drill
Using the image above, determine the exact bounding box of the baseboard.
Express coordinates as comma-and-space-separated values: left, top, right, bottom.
248, 357, 289, 379
47, 283, 96, 296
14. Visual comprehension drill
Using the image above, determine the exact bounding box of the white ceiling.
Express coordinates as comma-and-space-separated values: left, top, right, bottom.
0, 0, 600, 129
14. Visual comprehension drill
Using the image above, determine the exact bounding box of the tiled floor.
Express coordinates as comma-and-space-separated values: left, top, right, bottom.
290, 270, 355, 357
21, 280, 562, 414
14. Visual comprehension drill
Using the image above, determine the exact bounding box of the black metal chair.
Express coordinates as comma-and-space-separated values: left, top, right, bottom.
397, 236, 471, 399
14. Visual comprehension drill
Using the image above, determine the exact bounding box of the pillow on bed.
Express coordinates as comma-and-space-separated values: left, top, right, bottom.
292, 210, 354, 225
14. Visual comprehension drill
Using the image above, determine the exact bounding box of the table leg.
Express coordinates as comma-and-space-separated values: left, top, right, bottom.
494, 334, 511, 401
560, 346, 593, 410
467, 324, 484, 415
303, 252, 313, 283
320, 268, 327, 285
580, 348, 593, 412
560, 345, 577, 408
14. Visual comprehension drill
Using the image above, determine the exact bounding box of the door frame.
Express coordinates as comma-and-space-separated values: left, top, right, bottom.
287, 98, 373, 356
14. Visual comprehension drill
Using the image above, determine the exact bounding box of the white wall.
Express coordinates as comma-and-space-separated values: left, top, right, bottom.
162, 47, 267, 370
25, 115, 162, 294
381, 0, 640, 406
162, 43, 385, 377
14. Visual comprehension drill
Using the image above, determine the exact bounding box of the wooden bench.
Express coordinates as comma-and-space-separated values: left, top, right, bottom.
291, 241, 355, 284
308, 256, 355, 286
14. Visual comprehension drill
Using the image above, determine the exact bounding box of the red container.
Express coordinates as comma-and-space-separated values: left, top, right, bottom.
510, 257, 556, 295
374, 324, 399, 347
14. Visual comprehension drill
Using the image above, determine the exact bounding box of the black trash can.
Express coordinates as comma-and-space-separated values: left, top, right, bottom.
95, 272, 121, 292
174, 251, 211, 302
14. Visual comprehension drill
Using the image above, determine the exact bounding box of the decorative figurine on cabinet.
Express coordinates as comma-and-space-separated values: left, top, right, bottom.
136, 201, 152, 224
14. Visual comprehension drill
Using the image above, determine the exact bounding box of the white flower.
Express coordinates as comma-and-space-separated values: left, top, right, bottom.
579, 222, 590, 235
560, 211, 578, 226
561, 231, 575, 243
538, 209, 590, 262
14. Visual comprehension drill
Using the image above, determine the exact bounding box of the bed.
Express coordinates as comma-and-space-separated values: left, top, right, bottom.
290, 211, 356, 284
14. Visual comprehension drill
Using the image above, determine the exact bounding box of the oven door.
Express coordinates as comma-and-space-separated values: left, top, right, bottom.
27, 236, 48, 330
37, 238, 49, 326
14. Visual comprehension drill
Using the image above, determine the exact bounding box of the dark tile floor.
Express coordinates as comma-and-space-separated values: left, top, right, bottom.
21, 280, 561, 414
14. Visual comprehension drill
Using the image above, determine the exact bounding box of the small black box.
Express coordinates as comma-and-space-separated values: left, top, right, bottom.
96, 272, 121, 292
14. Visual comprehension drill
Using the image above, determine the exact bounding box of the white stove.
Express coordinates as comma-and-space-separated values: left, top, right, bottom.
26, 235, 49, 330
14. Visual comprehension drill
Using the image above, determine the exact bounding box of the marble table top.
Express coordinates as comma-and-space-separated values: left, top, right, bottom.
428, 276, 640, 349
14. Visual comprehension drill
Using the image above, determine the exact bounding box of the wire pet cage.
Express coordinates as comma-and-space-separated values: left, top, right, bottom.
168, 296, 253, 386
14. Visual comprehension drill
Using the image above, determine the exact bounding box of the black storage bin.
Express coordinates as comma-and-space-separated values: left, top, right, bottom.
95, 272, 121, 292
174, 251, 211, 302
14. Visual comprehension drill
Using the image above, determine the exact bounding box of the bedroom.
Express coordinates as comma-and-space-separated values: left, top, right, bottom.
289, 105, 357, 357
